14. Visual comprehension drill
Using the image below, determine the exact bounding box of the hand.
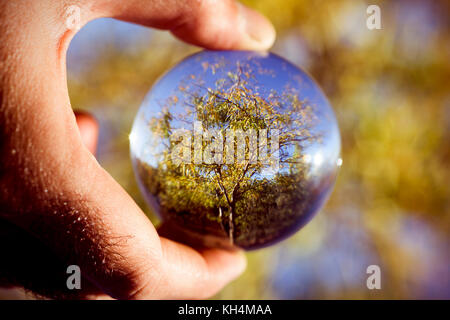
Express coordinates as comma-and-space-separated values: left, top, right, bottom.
0, 0, 275, 299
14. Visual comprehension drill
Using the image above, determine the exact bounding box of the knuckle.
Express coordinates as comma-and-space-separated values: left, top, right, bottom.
118, 255, 165, 300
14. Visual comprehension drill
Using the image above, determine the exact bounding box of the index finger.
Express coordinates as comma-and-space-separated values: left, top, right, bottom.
92, 0, 276, 50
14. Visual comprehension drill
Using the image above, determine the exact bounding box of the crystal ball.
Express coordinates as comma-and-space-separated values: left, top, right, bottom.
130, 51, 341, 250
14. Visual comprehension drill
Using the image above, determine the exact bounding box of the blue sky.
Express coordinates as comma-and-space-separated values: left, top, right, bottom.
130, 50, 341, 179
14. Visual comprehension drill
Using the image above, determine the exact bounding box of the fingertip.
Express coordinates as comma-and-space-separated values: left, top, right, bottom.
171, 1, 275, 51
74, 111, 99, 155
201, 248, 247, 281
236, 3, 276, 51
227, 249, 247, 279
158, 238, 247, 298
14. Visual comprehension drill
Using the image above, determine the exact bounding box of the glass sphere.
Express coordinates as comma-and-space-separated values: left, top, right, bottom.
130, 51, 341, 250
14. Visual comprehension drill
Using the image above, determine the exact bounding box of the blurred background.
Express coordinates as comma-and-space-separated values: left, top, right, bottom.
65, 0, 449, 299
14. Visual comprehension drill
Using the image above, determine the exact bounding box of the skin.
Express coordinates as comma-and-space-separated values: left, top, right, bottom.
0, 0, 275, 299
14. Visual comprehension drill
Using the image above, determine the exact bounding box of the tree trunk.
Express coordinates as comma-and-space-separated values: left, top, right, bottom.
228, 204, 235, 245
218, 206, 227, 234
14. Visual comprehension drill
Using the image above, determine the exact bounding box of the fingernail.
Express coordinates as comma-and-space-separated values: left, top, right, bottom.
238, 3, 276, 50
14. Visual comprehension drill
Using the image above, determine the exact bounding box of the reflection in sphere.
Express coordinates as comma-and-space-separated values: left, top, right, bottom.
130, 51, 341, 250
